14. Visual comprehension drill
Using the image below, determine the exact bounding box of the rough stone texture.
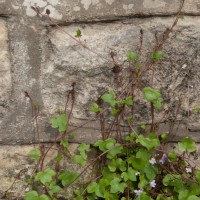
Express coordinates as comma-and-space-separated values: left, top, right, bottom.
40, 16, 200, 142
0, 143, 200, 199
0, 20, 12, 127
0, 0, 200, 198
1, 0, 200, 22
0, 144, 96, 199
0, 1, 199, 144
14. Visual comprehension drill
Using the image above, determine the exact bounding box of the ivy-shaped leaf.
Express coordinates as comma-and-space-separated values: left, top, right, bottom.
128, 50, 139, 61
121, 167, 137, 181
75, 29, 82, 37
101, 91, 116, 107
143, 87, 163, 109
136, 135, 160, 150
110, 177, 127, 193
91, 103, 102, 113
35, 168, 56, 185
72, 153, 87, 166
151, 51, 164, 62
48, 181, 62, 196
28, 148, 41, 161
78, 143, 90, 152
24, 191, 49, 200
178, 137, 196, 152
58, 171, 78, 187
50, 114, 68, 132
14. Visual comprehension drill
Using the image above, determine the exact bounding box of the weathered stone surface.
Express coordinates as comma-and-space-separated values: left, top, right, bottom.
0, 0, 200, 22
0, 144, 96, 199
0, 20, 12, 126
0, 143, 200, 199
39, 16, 200, 142
0, 1, 199, 145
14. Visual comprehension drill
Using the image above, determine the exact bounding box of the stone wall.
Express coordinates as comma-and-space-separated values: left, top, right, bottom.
0, 0, 200, 198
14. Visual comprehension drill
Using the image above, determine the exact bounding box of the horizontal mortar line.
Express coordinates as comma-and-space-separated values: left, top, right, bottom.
0, 140, 200, 146
49, 13, 200, 27
0, 14, 12, 19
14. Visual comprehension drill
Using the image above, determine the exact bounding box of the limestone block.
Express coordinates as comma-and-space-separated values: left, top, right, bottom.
0, 20, 12, 125
0, 144, 96, 199
40, 16, 200, 141
0, 0, 200, 22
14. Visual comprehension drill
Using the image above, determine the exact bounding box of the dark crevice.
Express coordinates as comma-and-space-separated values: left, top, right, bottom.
0, 14, 11, 19
48, 13, 200, 27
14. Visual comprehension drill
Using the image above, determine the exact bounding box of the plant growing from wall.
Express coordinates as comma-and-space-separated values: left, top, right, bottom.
3, 0, 200, 199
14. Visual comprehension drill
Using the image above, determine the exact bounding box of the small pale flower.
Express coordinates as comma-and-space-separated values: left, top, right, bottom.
135, 171, 140, 176
134, 188, 144, 196
150, 180, 156, 188
186, 167, 192, 173
159, 153, 168, 164
149, 157, 156, 165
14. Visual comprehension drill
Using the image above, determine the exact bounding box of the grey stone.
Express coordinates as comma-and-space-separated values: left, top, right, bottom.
0, 20, 12, 126
0, 144, 96, 199
0, 0, 200, 22
39, 16, 200, 142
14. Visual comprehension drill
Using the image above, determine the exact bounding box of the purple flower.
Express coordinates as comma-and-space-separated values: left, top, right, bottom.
159, 153, 168, 164
149, 157, 156, 165
150, 180, 156, 188
134, 188, 144, 196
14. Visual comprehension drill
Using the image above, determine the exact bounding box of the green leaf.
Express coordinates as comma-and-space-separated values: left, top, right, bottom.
138, 175, 149, 188
195, 170, 200, 182
58, 171, 77, 187
35, 168, 56, 185
131, 157, 147, 170
24, 191, 49, 200
24, 191, 38, 200
38, 195, 49, 200
107, 145, 123, 159
75, 29, 82, 37
101, 91, 116, 107
136, 148, 152, 161
178, 137, 196, 152
90, 103, 102, 113
143, 87, 163, 109
87, 182, 98, 193
178, 15, 184, 20
72, 154, 87, 166
192, 107, 200, 112
110, 177, 127, 193
136, 135, 160, 150
128, 50, 139, 61
151, 51, 164, 62
121, 167, 137, 181
108, 158, 126, 172
28, 148, 41, 161
48, 181, 62, 196
125, 96, 133, 106
156, 194, 171, 200
78, 143, 90, 152
160, 133, 169, 142
50, 114, 68, 132
94, 138, 116, 152
168, 152, 177, 162
190, 183, 200, 196
87, 180, 107, 198
111, 108, 119, 116
162, 174, 182, 190
136, 192, 153, 200
60, 139, 69, 148
144, 165, 157, 180
187, 195, 200, 200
